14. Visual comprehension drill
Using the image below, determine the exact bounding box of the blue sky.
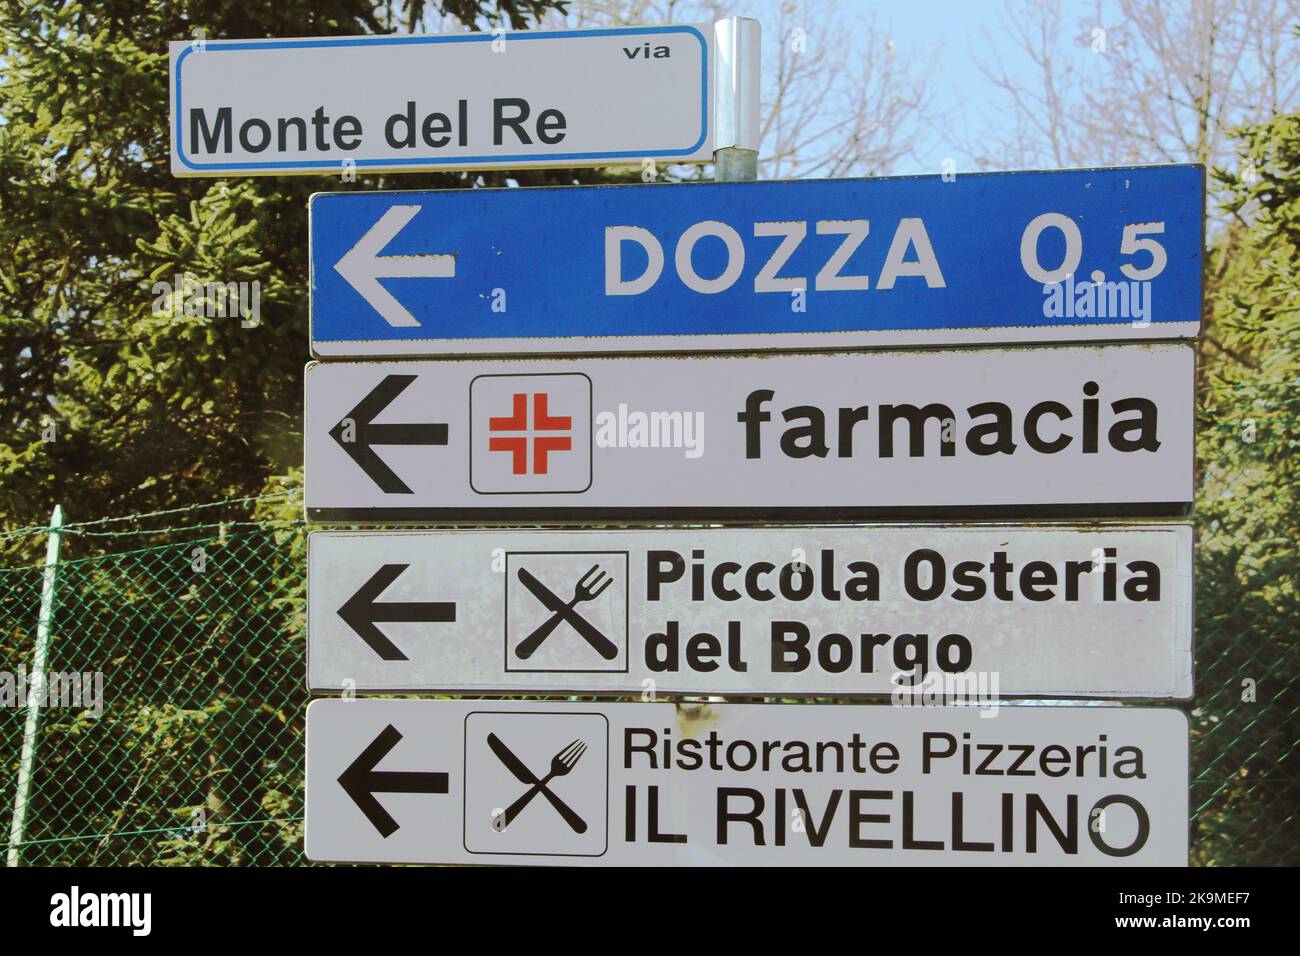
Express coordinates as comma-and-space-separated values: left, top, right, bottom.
845, 0, 1093, 174
871, 0, 999, 172
823, 0, 1296, 176
871, 0, 1010, 98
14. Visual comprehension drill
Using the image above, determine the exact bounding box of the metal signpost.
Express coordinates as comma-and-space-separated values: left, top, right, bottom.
308, 165, 1203, 357
306, 524, 1194, 699
304, 698, 1190, 866
175, 14, 1202, 869
303, 345, 1194, 521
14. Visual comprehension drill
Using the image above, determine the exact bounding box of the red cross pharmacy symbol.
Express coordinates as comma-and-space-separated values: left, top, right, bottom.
488, 393, 572, 475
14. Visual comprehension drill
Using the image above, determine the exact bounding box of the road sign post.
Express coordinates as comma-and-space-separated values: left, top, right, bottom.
305, 698, 1189, 866
713, 16, 760, 182
277, 12, 1200, 870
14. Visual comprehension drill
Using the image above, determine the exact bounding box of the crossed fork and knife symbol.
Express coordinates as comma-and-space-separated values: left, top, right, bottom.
515, 564, 618, 660
487, 733, 588, 833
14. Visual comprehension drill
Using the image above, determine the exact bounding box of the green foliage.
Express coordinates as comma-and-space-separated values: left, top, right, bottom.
0, 0, 572, 535
0, 514, 310, 865
1191, 104, 1300, 865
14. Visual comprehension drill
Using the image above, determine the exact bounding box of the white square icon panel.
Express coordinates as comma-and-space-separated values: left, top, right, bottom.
505, 550, 629, 673
470, 373, 592, 494
463, 711, 608, 857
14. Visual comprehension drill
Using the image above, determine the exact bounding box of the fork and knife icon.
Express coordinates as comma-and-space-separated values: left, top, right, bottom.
515, 564, 618, 660
487, 733, 588, 833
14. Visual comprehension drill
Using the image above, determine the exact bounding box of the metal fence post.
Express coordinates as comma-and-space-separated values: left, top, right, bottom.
6, 504, 65, 866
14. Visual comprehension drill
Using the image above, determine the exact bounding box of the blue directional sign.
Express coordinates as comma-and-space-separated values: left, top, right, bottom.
309, 165, 1202, 357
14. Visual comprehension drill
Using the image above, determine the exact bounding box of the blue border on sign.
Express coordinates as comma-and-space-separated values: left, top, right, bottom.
173, 26, 711, 171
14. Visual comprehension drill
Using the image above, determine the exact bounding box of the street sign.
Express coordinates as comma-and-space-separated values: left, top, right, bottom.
303, 344, 1194, 521
307, 524, 1194, 699
304, 699, 1189, 866
308, 165, 1203, 357
169, 23, 718, 176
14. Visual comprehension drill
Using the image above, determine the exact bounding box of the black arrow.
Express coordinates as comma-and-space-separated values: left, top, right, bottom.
338, 724, 449, 838
338, 564, 457, 661
329, 374, 448, 494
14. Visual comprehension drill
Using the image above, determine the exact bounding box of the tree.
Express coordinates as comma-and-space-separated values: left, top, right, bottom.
971, 0, 1300, 185
1190, 96, 1299, 864
748, 0, 940, 179
0, 0, 570, 543
0, 0, 573, 867
535, 0, 943, 180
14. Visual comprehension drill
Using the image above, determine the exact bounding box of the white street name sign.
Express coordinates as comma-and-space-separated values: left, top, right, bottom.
169, 24, 717, 176
307, 524, 1194, 699
305, 699, 1189, 866
303, 344, 1194, 520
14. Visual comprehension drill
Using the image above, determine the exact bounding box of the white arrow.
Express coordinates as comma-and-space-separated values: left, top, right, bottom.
334, 205, 456, 328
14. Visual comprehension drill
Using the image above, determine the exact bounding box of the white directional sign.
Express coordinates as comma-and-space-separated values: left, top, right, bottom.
303, 345, 1194, 520
169, 23, 719, 176
307, 524, 1194, 699
305, 699, 1189, 866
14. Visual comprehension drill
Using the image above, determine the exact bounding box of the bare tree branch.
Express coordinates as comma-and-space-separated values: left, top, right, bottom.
970, 0, 1300, 205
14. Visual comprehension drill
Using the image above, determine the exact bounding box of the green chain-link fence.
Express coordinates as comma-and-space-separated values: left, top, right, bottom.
0, 487, 1295, 866
0, 494, 307, 865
